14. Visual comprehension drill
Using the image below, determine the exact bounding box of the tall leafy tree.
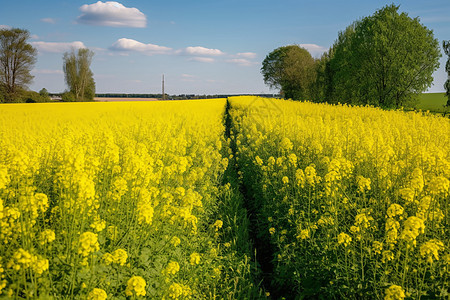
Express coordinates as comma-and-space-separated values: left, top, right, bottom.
330, 5, 441, 108
261, 45, 316, 100
444, 40, 450, 106
312, 48, 334, 103
63, 48, 95, 101
0, 28, 37, 102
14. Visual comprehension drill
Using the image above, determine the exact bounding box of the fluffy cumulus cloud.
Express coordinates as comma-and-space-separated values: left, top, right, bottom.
31, 41, 86, 53
180, 46, 224, 56
0, 25, 11, 29
110, 38, 172, 55
299, 44, 327, 57
76, 1, 147, 28
107, 38, 258, 66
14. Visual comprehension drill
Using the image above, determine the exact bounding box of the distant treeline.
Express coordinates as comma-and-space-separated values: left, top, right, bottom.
94, 93, 280, 100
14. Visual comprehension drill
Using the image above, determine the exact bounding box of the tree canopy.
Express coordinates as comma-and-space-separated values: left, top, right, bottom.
328, 4, 441, 108
63, 48, 95, 101
0, 28, 37, 102
262, 5, 441, 109
443, 40, 450, 106
261, 45, 316, 100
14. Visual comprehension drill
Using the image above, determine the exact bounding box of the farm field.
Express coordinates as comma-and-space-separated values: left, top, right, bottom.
228, 96, 449, 299
94, 97, 159, 102
0, 97, 449, 299
0, 100, 259, 299
417, 93, 449, 113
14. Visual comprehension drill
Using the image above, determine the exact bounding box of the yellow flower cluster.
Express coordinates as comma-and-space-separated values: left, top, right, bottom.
0, 99, 230, 297
125, 276, 146, 297
189, 252, 201, 265
87, 288, 107, 300
167, 282, 192, 299
6, 248, 48, 275
420, 239, 444, 264
78, 232, 100, 257
229, 96, 450, 298
384, 285, 406, 300
163, 261, 180, 277
102, 248, 127, 266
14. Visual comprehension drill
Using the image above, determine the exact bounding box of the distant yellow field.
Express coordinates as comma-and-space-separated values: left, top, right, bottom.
94, 97, 159, 101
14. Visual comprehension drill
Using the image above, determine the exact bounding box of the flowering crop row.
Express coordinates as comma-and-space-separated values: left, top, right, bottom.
0, 100, 258, 299
229, 96, 450, 299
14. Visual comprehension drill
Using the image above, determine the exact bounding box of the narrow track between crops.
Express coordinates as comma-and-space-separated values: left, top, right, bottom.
224, 98, 294, 300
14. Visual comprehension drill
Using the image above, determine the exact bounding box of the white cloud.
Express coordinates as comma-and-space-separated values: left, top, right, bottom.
31, 41, 86, 53
30, 34, 39, 40
77, 1, 147, 28
299, 44, 327, 57
188, 57, 215, 63
41, 18, 56, 24
236, 52, 257, 59
32, 69, 64, 75
227, 58, 258, 67
180, 46, 224, 56
0, 25, 11, 29
110, 38, 172, 55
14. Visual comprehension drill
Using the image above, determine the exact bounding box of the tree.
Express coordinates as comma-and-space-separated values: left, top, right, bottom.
312, 49, 334, 103
63, 48, 95, 101
261, 45, 316, 100
39, 87, 49, 98
444, 40, 450, 106
329, 5, 441, 108
0, 28, 37, 102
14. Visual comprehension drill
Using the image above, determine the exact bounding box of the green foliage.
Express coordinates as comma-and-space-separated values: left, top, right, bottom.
0, 28, 37, 102
443, 40, 450, 106
0, 84, 5, 103
63, 48, 96, 102
326, 4, 441, 108
39, 88, 49, 99
261, 45, 316, 100
21, 90, 48, 103
61, 91, 77, 102
417, 92, 450, 113
312, 50, 333, 103
264, 5, 441, 108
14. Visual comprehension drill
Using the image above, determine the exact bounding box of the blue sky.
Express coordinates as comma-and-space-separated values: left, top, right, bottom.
1, 0, 449, 94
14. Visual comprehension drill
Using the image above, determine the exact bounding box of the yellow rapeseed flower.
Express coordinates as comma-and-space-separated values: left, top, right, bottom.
384, 285, 405, 300
337, 232, 352, 247
125, 276, 146, 297
78, 232, 100, 257
162, 261, 180, 276
189, 252, 201, 265
420, 239, 444, 264
87, 288, 107, 300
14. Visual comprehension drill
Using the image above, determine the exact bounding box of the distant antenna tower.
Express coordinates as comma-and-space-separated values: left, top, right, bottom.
162, 74, 165, 100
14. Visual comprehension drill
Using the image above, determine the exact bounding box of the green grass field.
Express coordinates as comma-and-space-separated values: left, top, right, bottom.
418, 92, 449, 112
